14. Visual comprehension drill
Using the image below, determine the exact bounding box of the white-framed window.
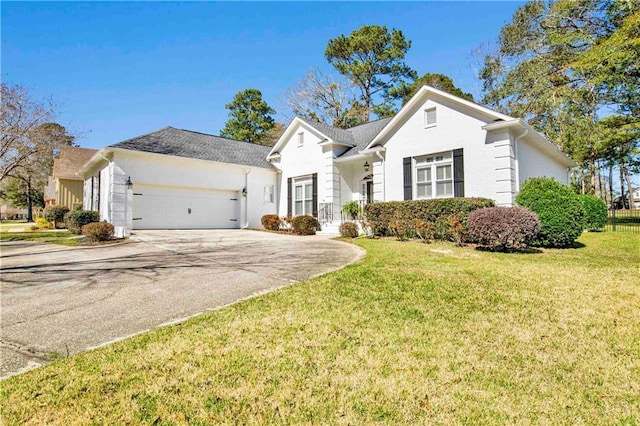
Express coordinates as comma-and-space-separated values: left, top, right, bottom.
415, 152, 453, 199
297, 132, 304, 147
424, 107, 437, 128
294, 177, 313, 215
264, 185, 274, 203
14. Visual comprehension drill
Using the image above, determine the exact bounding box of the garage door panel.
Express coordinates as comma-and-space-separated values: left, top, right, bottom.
132, 185, 239, 229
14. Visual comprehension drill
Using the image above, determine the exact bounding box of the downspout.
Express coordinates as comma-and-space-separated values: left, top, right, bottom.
243, 168, 251, 228
514, 128, 529, 198
375, 150, 385, 201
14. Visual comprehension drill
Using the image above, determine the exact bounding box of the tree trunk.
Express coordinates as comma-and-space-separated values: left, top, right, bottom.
26, 176, 33, 222
619, 163, 626, 209
588, 156, 596, 195
624, 163, 636, 210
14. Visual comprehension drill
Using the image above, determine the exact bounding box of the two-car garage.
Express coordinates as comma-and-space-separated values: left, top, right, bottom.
131, 184, 241, 229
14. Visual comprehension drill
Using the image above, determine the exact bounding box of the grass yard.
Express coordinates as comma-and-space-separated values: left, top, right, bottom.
1, 232, 639, 424
0, 231, 81, 246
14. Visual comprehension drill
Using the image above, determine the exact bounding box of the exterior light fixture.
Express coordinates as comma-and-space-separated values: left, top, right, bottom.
126, 177, 133, 189
364, 161, 370, 172
242, 187, 247, 197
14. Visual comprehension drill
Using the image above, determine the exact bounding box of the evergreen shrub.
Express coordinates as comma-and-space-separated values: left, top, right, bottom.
291, 215, 321, 235
64, 210, 100, 235
515, 177, 584, 247
468, 206, 540, 251
578, 194, 607, 231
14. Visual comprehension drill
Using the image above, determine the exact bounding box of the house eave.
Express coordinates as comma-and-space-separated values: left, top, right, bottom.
482, 119, 577, 168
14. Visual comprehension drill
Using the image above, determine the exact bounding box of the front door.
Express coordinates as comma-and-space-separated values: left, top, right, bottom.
361, 175, 373, 205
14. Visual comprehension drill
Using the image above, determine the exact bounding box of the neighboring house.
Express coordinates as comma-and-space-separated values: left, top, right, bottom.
77, 128, 278, 237
79, 85, 576, 237
633, 187, 640, 209
45, 146, 98, 209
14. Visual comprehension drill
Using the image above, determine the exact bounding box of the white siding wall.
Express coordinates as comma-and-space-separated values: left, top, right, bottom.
273, 124, 330, 216
381, 96, 499, 202
86, 150, 277, 234
517, 139, 569, 187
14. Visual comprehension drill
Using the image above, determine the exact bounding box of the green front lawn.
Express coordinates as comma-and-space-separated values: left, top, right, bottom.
1, 233, 639, 424
0, 231, 81, 246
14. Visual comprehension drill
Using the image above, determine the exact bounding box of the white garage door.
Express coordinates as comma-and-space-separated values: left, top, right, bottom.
132, 184, 240, 229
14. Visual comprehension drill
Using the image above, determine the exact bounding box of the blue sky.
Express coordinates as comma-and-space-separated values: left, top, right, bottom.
2, 1, 525, 149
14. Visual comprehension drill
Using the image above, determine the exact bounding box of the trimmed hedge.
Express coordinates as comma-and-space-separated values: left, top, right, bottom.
82, 222, 114, 242
339, 222, 359, 238
364, 198, 495, 240
515, 177, 584, 247
468, 206, 540, 251
291, 215, 321, 235
261, 214, 281, 231
64, 210, 100, 235
44, 205, 70, 227
578, 194, 607, 231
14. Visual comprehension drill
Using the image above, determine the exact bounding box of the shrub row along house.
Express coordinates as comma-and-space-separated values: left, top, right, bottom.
77, 86, 576, 238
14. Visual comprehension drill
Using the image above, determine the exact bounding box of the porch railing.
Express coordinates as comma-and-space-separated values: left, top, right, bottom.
318, 202, 334, 224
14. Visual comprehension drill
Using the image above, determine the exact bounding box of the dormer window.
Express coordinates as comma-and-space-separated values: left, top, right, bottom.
297, 132, 304, 147
424, 107, 437, 128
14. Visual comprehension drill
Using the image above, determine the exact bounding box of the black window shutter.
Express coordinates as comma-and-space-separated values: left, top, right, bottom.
453, 148, 464, 197
403, 157, 412, 200
312, 173, 318, 218
287, 177, 292, 217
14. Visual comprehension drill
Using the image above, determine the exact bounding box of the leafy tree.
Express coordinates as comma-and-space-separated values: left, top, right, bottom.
220, 89, 276, 145
2, 176, 44, 212
393, 73, 474, 105
325, 25, 417, 122
263, 122, 286, 147
479, 0, 638, 193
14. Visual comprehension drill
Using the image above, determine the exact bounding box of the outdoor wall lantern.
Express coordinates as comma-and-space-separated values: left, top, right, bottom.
242, 187, 247, 197
126, 177, 133, 189
364, 161, 370, 172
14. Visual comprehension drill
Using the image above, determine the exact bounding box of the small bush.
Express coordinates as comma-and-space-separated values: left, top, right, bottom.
65, 210, 100, 235
291, 215, 321, 235
578, 194, 607, 231
339, 222, 359, 238
34, 217, 53, 230
43, 206, 69, 227
82, 221, 114, 242
468, 207, 540, 251
516, 177, 584, 247
261, 214, 281, 231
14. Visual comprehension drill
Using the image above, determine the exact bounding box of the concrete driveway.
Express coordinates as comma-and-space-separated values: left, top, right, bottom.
0, 230, 363, 379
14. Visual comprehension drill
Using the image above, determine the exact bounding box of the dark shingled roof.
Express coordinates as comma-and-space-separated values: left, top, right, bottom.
339, 117, 393, 157
298, 117, 355, 146
294, 117, 393, 158
109, 127, 274, 169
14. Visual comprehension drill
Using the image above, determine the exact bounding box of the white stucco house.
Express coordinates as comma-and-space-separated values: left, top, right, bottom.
78, 86, 576, 237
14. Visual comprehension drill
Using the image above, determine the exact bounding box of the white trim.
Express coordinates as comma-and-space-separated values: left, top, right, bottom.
482, 119, 577, 168
365, 85, 514, 150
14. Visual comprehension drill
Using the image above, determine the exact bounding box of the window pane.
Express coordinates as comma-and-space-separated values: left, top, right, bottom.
437, 165, 451, 180
305, 184, 312, 199
417, 183, 432, 198
417, 167, 431, 183
305, 200, 313, 214
436, 182, 453, 196
295, 185, 302, 199
295, 201, 303, 215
